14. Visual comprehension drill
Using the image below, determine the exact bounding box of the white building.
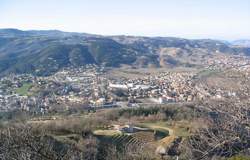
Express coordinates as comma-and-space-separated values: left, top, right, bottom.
109, 83, 128, 90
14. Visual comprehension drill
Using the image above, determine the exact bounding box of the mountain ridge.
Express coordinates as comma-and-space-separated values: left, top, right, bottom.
0, 28, 250, 76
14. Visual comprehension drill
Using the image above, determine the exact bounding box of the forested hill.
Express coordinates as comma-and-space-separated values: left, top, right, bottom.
0, 29, 249, 76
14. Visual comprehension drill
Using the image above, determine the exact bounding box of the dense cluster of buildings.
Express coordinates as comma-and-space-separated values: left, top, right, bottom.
0, 56, 249, 113
108, 72, 197, 103
0, 65, 106, 113
206, 54, 250, 71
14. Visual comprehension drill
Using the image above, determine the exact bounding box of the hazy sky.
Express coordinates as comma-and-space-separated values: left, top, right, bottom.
0, 0, 250, 40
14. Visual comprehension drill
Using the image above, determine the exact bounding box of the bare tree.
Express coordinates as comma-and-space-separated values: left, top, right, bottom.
188, 100, 250, 160
0, 124, 82, 160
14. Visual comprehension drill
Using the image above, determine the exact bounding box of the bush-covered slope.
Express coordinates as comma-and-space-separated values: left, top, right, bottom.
0, 29, 250, 76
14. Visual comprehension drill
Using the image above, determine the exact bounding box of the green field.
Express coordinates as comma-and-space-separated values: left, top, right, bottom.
137, 121, 190, 137
93, 130, 121, 136
15, 83, 33, 96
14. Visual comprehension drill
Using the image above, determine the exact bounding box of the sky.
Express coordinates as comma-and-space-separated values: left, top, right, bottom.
0, 0, 250, 40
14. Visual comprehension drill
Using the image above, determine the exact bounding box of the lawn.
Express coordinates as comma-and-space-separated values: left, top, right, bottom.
137, 121, 191, 147
137, 122, 173, 135
93, 129, 121, 136
137, 121, 191, 137
15, 83, 33, 96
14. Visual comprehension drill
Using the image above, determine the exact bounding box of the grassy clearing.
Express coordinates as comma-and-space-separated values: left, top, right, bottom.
137, 121, 190, 137
93, 130, 121, 136
137, 122, 173, 135
15, 83, 33, 96
137, 121, 191, 147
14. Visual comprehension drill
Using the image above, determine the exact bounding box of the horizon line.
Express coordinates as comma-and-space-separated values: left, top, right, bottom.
0, 27, 249, 42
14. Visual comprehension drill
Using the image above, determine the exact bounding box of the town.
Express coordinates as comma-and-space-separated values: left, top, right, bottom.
1, 54, 250, 115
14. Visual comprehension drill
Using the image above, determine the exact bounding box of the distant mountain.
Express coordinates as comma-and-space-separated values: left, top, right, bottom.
0, 28, 96, 38
0, 29, 250, 76
0, 30, 138, 76
231, 39, 250, 47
